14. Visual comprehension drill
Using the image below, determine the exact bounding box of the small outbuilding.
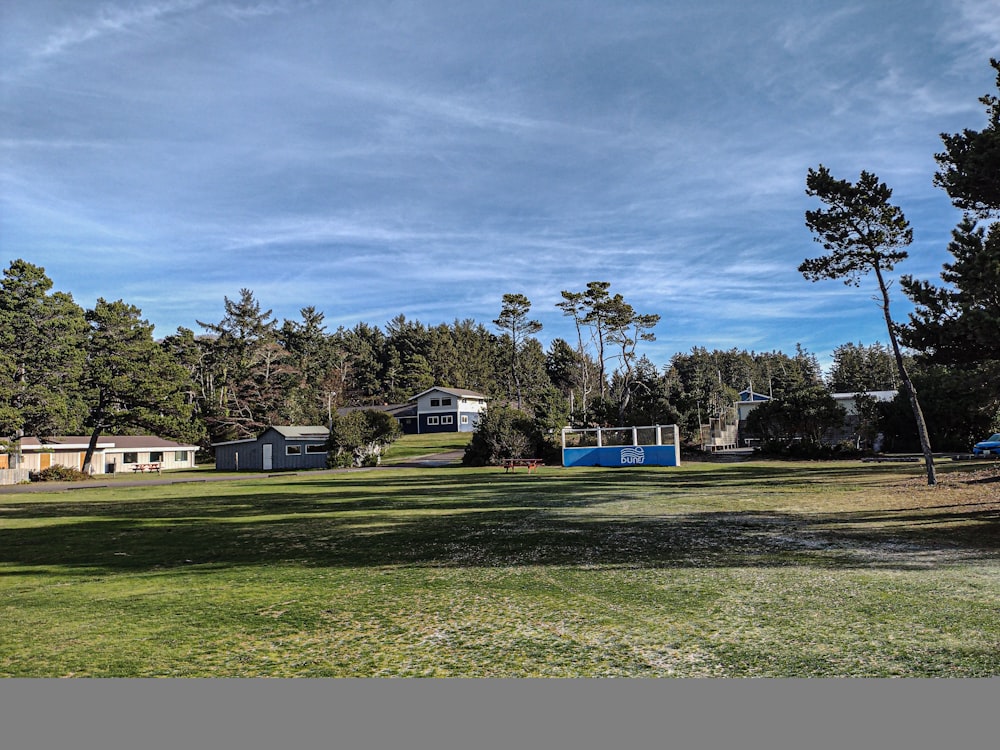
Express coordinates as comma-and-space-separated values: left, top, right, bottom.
212, 426, 331, 471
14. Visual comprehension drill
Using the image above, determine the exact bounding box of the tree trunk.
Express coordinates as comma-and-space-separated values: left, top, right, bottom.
82, 425, 103, 476
874, 266, 937, 485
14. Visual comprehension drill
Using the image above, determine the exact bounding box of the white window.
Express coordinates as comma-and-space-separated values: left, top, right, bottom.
427, 416, 440, 425
286, 445, 302, 455
461, 415, 469, 424
306, 444, 326, 454
441, 415, 454, 425
175, 451, 188, 461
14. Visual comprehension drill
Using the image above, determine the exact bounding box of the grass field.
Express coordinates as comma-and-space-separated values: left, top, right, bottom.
1, 457, 998, 677
381, 432, 472, 462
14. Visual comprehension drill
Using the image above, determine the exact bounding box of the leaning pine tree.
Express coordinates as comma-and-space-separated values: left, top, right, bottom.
800, 165, 936, 485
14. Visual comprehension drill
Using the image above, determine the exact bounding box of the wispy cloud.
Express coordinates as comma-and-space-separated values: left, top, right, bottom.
215, 1, 309, 21
0, 0, 988, 368
950, 0, 1000, 59
32, 0, 206, 61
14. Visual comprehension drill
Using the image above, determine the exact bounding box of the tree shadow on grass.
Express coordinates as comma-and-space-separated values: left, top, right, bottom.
0, 461, 917, 522
0, 472, 1000, 573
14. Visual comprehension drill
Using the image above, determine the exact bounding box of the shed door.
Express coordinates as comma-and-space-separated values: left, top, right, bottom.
40, 453, 51, 470
263, 443, 273, 471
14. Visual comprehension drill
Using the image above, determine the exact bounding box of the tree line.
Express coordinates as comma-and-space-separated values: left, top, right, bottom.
2, 59, 997, 466
0, 261, 886, 453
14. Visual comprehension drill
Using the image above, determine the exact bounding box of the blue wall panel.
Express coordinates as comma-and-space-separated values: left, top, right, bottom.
562, 445, 678, 467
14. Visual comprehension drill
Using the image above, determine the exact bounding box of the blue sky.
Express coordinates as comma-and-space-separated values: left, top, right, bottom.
2, 1, 998, 373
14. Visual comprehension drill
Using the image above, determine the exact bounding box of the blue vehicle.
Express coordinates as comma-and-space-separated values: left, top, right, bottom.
972, 433, 1000, 456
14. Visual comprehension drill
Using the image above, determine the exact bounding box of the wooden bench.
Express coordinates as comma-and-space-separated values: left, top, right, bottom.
131, 463, 161, 473
502, 458, 544, 473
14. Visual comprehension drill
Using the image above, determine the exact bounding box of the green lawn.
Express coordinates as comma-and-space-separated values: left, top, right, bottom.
381, 431, 472, 462
1, 459, 998, 677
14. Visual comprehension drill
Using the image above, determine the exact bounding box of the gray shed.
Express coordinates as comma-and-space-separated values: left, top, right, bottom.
212, 426, 330, 471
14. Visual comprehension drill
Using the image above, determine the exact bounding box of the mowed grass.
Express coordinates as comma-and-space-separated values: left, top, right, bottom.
1, 459, 998, 677
381, 431, 472, 462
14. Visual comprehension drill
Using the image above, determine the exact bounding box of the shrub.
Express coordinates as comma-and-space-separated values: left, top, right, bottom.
29, 465, 91, 482
326, 409, 403, 468
463, 406, 540, 466
756, 438, 864, 460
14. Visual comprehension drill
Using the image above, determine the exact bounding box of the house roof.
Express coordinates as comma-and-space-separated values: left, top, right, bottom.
832, 390, 898, 402
738, 389, 771, 402
337, 404, 417, 419
17, 435, 199, 451
409, 386, 487, 402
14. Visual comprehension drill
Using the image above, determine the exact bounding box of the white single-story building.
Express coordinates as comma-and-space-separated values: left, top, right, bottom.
7, 435, 199, 474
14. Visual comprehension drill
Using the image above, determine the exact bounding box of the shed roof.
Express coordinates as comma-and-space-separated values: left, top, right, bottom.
269, 426, 330, 440
211, 425, 331, 447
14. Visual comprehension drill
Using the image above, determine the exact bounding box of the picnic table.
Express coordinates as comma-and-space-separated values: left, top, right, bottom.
131, 463, 161, 473
502, 458, 544, 473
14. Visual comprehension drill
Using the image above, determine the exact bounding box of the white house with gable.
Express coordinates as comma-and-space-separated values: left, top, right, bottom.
410, 387, 487, 434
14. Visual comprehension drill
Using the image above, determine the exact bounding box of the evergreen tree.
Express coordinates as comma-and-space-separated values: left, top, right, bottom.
81, 299, 193, 472
603, 294, 660, 423
827, 342, 899, 392
197, 289, 287, 440
0, 260, 88, 437
898, 61, 1000, 447
934, 58, 1000, 217
801, 165, 936, 484
279, 307, 342, 424
902, 218, 1000, 366
493, 293, 542, 409
556, 290, 598, 417
339, 322, 387, 405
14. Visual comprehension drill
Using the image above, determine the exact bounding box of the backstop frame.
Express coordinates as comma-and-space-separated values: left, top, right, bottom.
560, 424, 681, 467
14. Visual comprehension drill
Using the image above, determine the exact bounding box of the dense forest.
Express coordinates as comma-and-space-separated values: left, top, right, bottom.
0, 257, 994, 458
3, 59, 998, 460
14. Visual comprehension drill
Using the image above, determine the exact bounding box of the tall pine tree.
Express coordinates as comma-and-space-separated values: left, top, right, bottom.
81, 299, 193, 472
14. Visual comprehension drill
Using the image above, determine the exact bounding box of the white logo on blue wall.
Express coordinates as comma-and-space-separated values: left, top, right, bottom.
620, 446, 645, 465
